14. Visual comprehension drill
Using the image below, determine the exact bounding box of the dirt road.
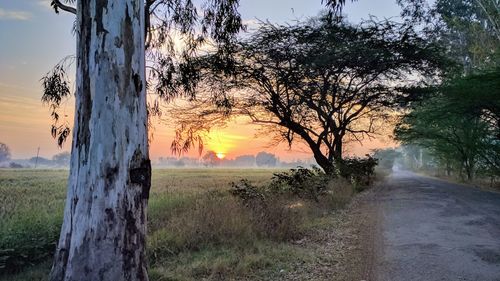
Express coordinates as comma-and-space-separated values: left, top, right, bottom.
373, 171, 500, 281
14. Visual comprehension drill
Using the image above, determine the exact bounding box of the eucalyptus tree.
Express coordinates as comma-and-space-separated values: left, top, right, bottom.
43, 0, 244, 280
398, 0, 500, 72
436, 0, 500, 72
168, 17, 446, 173
42, 1, 350, 280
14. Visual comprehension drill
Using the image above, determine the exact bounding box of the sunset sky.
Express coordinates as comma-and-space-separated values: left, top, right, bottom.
0, 0, 402, 161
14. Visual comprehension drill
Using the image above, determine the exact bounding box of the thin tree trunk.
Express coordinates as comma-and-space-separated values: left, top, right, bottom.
465, 165, 473, 181
465, 160, 474, 181
332, 136, 343, 161
50, 1, 150, 280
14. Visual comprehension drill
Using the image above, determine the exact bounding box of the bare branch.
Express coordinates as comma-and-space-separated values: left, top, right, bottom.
51, 0, 76, 15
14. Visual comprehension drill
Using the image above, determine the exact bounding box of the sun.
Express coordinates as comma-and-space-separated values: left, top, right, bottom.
216, 152, 226, 159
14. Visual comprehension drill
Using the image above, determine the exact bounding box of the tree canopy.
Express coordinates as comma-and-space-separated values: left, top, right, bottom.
393, 0, 499, 180
395, 68, 500, 180
398, 0, 499, 73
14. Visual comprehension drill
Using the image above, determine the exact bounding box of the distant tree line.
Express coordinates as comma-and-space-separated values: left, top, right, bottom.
157, 151, 311, 168
0, 147, 71, 168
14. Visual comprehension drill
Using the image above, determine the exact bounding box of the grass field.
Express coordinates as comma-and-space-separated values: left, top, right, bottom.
0, 168, 354, 280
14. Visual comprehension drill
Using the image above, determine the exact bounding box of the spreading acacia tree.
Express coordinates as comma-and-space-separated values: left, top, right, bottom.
41, 0, 351, 280
169, 17, 446, 173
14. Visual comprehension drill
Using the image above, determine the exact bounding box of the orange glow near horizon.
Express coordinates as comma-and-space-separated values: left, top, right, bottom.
204, 123, 250, 158
0, 84, 397, 161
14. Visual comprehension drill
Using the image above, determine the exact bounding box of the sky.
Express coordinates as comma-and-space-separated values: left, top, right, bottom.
0, 0, 403, 160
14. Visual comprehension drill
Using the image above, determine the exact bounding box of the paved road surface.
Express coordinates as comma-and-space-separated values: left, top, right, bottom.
374, 171, 500, 281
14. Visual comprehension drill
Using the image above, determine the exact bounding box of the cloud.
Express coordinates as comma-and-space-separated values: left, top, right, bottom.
0, 8, 32, 20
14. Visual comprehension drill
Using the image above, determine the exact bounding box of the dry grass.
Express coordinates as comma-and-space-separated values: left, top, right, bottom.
149, 193, 255, 259
1, 168, 359, 281
146, 174, 359, 280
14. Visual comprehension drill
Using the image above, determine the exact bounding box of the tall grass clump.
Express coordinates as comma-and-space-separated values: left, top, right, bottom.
0, 170, 67, 275
148, 191, 303, 265
0, 211, 62, 273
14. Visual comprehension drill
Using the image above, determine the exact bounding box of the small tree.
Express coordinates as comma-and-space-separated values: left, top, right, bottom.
202, 151, 221, 167
0, 143, 11, 163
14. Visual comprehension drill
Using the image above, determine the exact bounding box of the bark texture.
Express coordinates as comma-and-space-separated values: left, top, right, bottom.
50, 0, 149, 280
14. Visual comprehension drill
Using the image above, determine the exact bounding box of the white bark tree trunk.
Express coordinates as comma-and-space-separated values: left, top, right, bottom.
50, 0, 150, 280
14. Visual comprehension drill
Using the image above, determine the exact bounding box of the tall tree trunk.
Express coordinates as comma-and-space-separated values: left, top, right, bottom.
50, 1, 150, 280
312, 151, 334, 175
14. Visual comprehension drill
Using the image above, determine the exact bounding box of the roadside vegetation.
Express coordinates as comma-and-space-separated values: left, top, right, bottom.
1, 165, 376, 281
393, 0, 499, 186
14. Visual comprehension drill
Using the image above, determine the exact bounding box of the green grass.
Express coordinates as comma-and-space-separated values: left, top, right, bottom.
0, 168, 351, 280
148, 242, 310, 281
0, 170, 67, 273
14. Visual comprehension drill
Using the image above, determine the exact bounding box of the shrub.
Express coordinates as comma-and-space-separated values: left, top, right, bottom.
230, 179, 265, 204
320, 179, 355, 210
149, 190, 305, 266
8, 163, 23, 169
337, 156, 378, 190
268, 166, 329, 201
230, 179, 306, 240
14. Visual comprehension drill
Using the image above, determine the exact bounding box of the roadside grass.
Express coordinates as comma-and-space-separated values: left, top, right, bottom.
148, 242, 310, 281
1, 261, 52, 281
406, 168, 500, 192
1, 168, 357, 280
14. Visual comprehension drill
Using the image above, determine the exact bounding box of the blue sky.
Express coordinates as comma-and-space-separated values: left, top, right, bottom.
0, 0, 403, 86
0, 0, 403, 159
